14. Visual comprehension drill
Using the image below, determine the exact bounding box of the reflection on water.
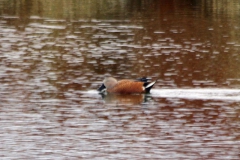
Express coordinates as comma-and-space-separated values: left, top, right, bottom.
0, 0, 240, 159
99, 93, 153, 105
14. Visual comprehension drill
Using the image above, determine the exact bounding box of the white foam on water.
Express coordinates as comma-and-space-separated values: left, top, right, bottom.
85, 89, 240, 101
151, 88, 240, 101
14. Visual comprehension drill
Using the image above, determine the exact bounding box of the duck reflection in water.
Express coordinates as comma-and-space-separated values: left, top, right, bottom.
97, 77, 156, 104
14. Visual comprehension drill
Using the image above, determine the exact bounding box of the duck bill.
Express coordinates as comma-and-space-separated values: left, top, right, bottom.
97, 84, 106, 92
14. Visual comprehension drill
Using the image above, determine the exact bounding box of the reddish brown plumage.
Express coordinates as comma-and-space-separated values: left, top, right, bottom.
98, 77, 156, 94
108, 80, 144, 94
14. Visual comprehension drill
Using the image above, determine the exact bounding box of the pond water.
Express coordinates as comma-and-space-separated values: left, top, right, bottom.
0, 0, 240, 159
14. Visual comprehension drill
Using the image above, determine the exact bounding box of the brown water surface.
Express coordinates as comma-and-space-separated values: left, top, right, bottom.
0, 0, 240, 159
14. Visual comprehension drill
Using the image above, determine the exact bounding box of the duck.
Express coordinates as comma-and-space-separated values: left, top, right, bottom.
97, 77, 156, 94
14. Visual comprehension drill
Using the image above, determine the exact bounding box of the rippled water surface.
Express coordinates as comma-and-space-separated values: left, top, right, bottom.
0, 0, 240, 159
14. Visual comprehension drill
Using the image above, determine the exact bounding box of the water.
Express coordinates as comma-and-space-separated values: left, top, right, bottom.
0, 0, 240, 159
